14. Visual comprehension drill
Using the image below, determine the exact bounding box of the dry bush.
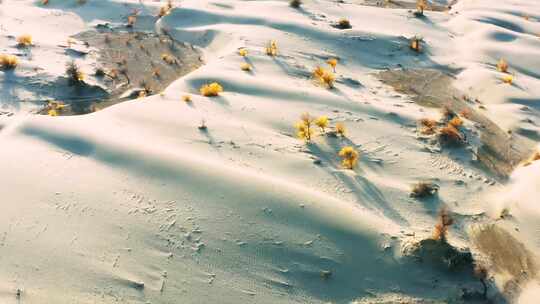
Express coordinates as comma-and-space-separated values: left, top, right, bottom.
182, 95, 192, 102
339, 146, 359, 169
0, 54, 18, 70
47, 101, 67, 117
16, 35, 33, 47
265, 40, 278, 57
410, 182, 439, 198
127, 15, 137, 27
448, 116, 463, 128
66, 61, 85, 85
459, 108, 472, 119
312, 66, 335, 88
295, 112, 315, 142
240, 63, 252, 71
497, 58, 508, 73
315, 115, 329, 133
335, 18, 352, 29
199, 82, 223, 97
159, 1, 174, 17
289, 0, 302, 8
410, 36, 423, 52
433, 207, 453, 242
419, 118, 438, 135
439, 124, 463, 144
238, 48, 248, 57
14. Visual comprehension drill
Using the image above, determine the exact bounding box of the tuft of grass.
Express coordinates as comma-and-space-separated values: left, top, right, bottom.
410, 36, 423, 53
410, 182, 439, 198
326, 58, 338, 72
265, 40, 278, 57
66, 61, 85, 85
339, 146, 359, 169
127, 15, 137, 27
502, 74, 513, 84
315, 116, 329, 133
0, 54, 19, 70
16, 34, 33, 47
199, 82, 223, 97
238, 48, 248, 57
415, 0, 427, 16
289, 0, 302, 8
497, 58, 508, 73
182, 95, 192, 102
240, 63, 252, 71
312, 66, 335, 88
432, 207, 453, 242
161, 53, 177, 64
335, 18, 352, 29
419, 118, 438, 135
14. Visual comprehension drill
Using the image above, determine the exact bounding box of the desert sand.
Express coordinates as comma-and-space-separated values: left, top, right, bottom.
1, 0, 539, 303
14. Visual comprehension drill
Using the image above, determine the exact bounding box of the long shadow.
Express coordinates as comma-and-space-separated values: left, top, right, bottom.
307, 136, 408, 225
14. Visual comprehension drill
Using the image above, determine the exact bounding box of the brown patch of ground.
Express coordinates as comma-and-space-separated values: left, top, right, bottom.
376, 68, 534, 179
471, 224, 538, 301
71, 30, 203, 113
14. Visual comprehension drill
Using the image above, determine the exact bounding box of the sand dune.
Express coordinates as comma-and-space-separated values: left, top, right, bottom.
1, 0, 540, 303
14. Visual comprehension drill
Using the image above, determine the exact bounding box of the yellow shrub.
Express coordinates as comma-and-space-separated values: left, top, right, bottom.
312, 66, 335, 88
159, 1, 174, 17
339, 146, 359, 169
502, 74, 513, 84
265, 40, 278, 57
238, 48, 248, 57
0, 54, 18, 70
16, 35, 33, 47
240, 63, 252, 71
200, 82, 223, 97
315, 116, 329, 132
497, 58, 508, 73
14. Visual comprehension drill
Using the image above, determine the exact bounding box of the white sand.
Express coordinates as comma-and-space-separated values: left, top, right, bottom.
1, 0, 539, 303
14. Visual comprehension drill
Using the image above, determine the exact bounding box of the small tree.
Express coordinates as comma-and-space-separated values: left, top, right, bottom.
295, 113, 315, 142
